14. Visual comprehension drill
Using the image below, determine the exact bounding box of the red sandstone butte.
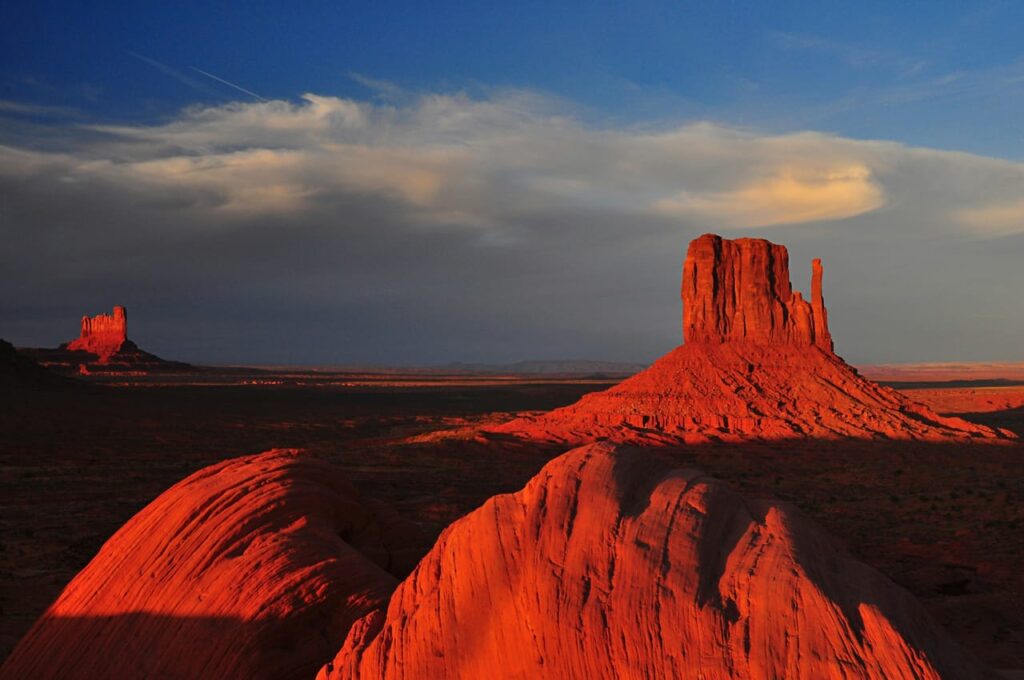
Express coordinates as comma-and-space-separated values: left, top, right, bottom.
65, 305, 127, 362
497, 234, 1013, 443
322, 443, 995, 680
0, 449, 422, 680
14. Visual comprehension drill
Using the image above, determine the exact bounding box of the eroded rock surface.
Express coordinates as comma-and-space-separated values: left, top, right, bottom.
1, 449, 421, 680
323, 443, 995, 680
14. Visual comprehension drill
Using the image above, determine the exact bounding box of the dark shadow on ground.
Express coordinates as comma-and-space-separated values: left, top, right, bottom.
1, 378, 1021, 668
952, 405, 1024, 438
0, 612, 333, 680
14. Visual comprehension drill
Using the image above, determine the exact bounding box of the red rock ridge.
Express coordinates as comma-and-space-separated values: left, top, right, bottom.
0, 449, 423, 680
321, 443, 995, 680
65, 306, 127, 362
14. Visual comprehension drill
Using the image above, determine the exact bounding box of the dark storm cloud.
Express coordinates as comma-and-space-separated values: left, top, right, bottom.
1, 91, 1023, 364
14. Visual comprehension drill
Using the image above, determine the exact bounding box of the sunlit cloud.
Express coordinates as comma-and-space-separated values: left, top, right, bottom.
653, 163, 884, 227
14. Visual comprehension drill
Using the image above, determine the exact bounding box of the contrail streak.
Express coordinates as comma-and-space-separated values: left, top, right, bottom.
127, 51, 212, 94
190, 67, 267, 102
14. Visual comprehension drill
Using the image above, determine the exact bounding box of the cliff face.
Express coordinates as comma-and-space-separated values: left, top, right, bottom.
1, 450, 423, 680
322, 444, 994, 680
496, 233, 1012, 443
682, 234, 832, 350
65, 306, 127, 361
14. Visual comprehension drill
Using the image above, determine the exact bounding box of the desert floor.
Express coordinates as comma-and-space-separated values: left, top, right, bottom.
2, 368, 1022, 668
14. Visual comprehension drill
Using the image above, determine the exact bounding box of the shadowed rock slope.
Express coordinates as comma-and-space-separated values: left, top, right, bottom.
497, 234, 1013, 444
322, 443, 995, 680
0, 449, 422, 680
0, 339, 69, 392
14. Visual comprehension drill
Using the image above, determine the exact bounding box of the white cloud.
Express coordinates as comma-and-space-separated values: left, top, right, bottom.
3, 88, 1024, 363
5, 91, 1023, 235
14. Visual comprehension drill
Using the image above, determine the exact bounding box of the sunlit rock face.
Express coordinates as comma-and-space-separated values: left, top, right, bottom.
321, 443, 995, 680
65, 306, 127, 362
683, 234, 833, 350
497, 233, 1013, 443
0, 450, 423, 680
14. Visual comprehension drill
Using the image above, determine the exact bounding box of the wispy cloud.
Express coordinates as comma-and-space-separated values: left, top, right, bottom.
0, 100, 78, 117
347, 72, 404, 100
766, 30, 926, 76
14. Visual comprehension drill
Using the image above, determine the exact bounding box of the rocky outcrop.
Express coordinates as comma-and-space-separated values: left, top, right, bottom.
497, 234, 1013, 443
322, 443, 995, 680
22, 305, 192, 374
0, 450, 423, 680
65, 306, 127, 362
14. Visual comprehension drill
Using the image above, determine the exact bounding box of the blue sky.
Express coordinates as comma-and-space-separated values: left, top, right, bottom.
2, 2, 1024, 364
5, 1, 1024, 155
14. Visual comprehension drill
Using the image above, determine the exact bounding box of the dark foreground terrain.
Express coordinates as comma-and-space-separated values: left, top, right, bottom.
1, 368, 1022, 669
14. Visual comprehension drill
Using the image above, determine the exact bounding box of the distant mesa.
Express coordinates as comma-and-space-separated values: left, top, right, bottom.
497, 234, 1015, 443
322, 443, 994, 679
64, 305, 127, 362
1, 449, 425, 680
20, 305, 191, 374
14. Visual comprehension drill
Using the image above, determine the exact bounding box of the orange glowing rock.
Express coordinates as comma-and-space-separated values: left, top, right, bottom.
321, 443, 993, 680
498, 234, 1012, 443
65, 306, 127, 362
682, 234, 831, 348
1, 449, 422, 680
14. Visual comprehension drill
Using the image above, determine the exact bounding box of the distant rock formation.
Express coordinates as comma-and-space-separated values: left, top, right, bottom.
497, 233, 1013, 443
20, 305, 191, 374
322, 443, 995, 680
65, 306, 127, 362
1, 450, 424, 680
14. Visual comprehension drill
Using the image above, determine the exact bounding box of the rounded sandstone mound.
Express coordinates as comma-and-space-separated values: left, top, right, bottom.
323, 442, 995, 680
1, 449, 422, 680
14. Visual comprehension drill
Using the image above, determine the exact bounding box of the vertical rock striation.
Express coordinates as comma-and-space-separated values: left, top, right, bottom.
682, 233, 832, 349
